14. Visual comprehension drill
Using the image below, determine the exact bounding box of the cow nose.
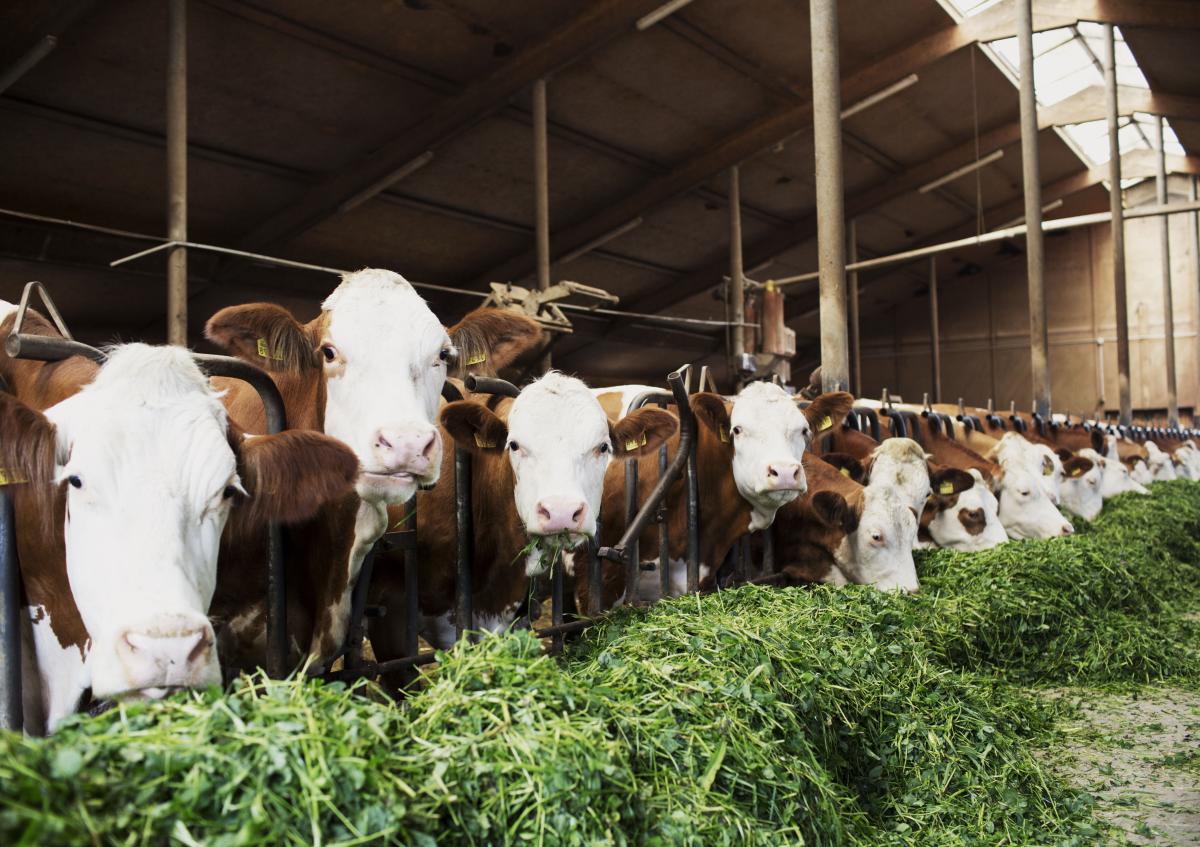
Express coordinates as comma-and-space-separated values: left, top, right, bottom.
116, 625, 214, 688
373, 426, 439, 475
766, 462, 802, 490
1060, 522, 1074, 536
535, 498, 587, 534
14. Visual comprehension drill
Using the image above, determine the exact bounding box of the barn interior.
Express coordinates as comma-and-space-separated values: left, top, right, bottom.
2, 0, 1198, 421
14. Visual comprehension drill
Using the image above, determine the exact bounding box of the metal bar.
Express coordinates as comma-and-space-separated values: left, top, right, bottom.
338, 151, 434, 214
929, 256, 941, 403
729, 166, 746, 380
623, 449, 640, 604
683, 386, 700, 594
166, 0, 187, 346
1157, 115, 1179, 426
657, 408, 670, 599
761, 524, 774, 575
917, 149, 1004, 194
463, 375, 521, 397
772, 200, 1200, 286
0, 34, 57, 96
1193, 176, 1200, 400
841, 73, 919, 120
534, 618, 593, 638
636, 0, 695, 30
587, 536, 602, 617
401, 497, 420, 687
453, 446, 473, 642
1104, 24, 1132, 426
810, 0, 849, 392
533, 77, 552, 371
0, 491, 20, 732
1018, 0, 1049, 419
550, 546, 564, 653
848, 218, 861, 397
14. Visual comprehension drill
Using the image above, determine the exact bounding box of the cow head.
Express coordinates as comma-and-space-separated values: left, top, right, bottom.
810, 487, 920, 592
205, 269, 543, 505
861, 437, 934, 515
1056, 452, 1102, 520
1144, 442, 1178, 481
1078, 448, 1149, 497
442, 372, 676, 545
0, 345, 358, 702
691, 385, 853, 531
922, 468, 1008, 551
990, 462, 1074, 539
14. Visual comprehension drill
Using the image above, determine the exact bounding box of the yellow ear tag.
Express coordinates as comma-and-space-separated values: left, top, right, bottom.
1070, 467, 1082, 477
938, 481, 954, 495
256, 338, 283, 361
624, 432, 649, 452
0, 469, 27, 486
473, 433, 496, 449
719, 426, 730, 443
465, 352, 487, 366
818, 416, 833, 432
839, 467, 850, 478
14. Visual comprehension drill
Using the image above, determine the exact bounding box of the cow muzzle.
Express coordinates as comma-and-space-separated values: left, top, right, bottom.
371, 425, 440, 477
534, 497, 588, 535
764, 461, 804, 491
109, 616, 219, 697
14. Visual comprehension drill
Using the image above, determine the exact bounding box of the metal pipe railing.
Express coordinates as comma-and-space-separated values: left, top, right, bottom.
0, 492, 20, 731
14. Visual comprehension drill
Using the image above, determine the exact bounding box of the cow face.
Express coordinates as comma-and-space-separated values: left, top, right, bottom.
863, 438, 932, 515
1079, 448, 1149, 497
442, 373, 676, 544
3, 345, 358, 702
989, 434, 1061, 505
991, 464, 1074, 539
1058, 455, 1102, 520
1144, 442, 1178, 481
692, 385, 853, 531
1173, 442, 1200, 479
923, 472, 1008, 552
812, 488, 919, 592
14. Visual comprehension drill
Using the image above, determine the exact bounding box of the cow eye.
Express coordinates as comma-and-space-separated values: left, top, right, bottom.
321, 345, 337, 362
439, 348, 452, 363
508, 441, 520, 452
598, 442, 610, 454
1019, 489, 1030, 497
222, 485, 238, 500
731, 426, 743, 437
67, 475, 82, 489
870, 531, 883, 543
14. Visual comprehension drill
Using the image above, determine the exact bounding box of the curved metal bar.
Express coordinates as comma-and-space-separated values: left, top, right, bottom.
13, 281, 73, 340
464, 374, 520, 398
0, 492, 18, 731
853, 407, 881, 441
922, 410, 942, 438
935, 412, 956, 439
1009, 415, 1027, 433
882, 409, 908, 440
4, 333, 103, 363
1031, 413, 1046, 438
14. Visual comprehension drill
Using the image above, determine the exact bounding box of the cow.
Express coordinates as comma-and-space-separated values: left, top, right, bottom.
204, 269, 545, 667
0, 341, 358, 734
824, 428, 1007, 551
579, 384, 854, 609
366, 372, 676, 654
1143, 442, 1178, 482
774, 453, 920, 592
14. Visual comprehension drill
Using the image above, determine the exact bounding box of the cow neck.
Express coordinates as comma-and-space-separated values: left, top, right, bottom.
691, 421, 754, 568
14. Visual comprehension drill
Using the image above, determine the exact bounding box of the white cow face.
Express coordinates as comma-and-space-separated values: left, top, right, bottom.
834, 487, 920, 592
442, 373, 676, 544
39, 347, 232, 698
318, 271, 452, 504
692, 385, 853, 531
864, 438, 932, 515
1173, 442, 1200, 479
1059, 455, 1103, 521
1079, 448, 1149, 497
992, 464, 1074, 540
1144, 442, 1178, 481
923, 470, 1007, 552
989, 434, 1061, 505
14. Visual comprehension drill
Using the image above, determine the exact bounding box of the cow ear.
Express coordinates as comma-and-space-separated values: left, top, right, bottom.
690, 393, 732, 444
1056, 448, 1074, 463
1090, 428, 1104, 453
611, 408, 677, 458
1062, 456, 1093, 479
205, 303, 320, 372
810, 490, 860, 534
929, 466, 974, 497
0, 392, 62, 534
821, 452, 864, 483
230, 429, 359, 531
802, 391, 854, 436
446, 308, 548, 377
441, 401, 508, 453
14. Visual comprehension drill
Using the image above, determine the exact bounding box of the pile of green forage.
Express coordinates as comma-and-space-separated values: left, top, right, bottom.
2, 483, 1197, 846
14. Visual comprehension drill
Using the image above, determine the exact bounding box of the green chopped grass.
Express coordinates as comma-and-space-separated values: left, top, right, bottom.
2, 483, 1198, 845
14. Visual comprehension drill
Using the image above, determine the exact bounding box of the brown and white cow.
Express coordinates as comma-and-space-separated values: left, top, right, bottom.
367, 372, 676, 653
579, 383, 854, 609
204, 269, 545, 666
0, 336, 357, 734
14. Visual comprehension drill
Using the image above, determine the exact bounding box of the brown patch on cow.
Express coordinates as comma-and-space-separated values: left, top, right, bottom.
1091, 428, 1105, 454
802, 391, 854, 435
689, 393, 732, 445
771, 454, 866, 587
441, 401, 509, 453
929, 466, 975, 496
595, 391, 625, 422
205, 303, 325, 373
0, 392, 62, 536
611, 407, 677, 458
227, 426, 360, 535
1062, 456, 1094, 479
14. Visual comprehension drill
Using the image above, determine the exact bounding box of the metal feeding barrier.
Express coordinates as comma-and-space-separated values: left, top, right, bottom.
0, 281, 291, 732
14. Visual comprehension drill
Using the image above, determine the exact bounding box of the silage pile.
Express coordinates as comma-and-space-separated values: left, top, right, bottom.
2, 483, 1198, 846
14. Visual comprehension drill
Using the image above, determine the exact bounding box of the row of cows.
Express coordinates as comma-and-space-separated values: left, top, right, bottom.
2, 268, 1194, 735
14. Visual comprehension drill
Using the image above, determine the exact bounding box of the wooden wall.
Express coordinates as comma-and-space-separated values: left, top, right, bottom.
856, 177, 1200, 421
